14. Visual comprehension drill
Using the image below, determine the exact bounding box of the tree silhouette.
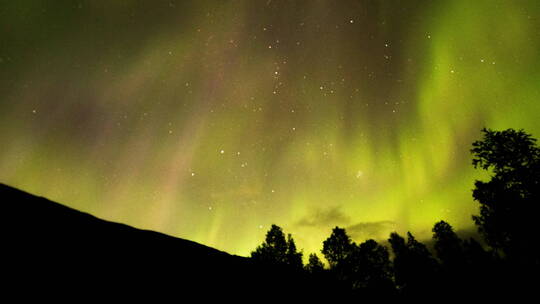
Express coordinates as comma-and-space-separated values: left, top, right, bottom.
387, 232, 408, 292
305, 253, 325, 274
244, 127, 540, 299
405, 232, 438, 280
388, 232, 438, 296
471, 128, 540, 262
432, 221, 473, 295
350, 239, 394, 292
462, 237, 490, 266
285, 233, 303, 269
251, 224, 287, 264
432, 221, 464, 267
321, 227, 355, 269
321, 227, 394, 294
251, 224, 303, 268
461, 237, 496, 296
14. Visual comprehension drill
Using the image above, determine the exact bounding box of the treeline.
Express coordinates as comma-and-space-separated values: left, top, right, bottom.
250, 128, 540, 299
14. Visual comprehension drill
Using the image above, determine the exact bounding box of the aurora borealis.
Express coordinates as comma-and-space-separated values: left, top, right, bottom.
1, 0, 539, 257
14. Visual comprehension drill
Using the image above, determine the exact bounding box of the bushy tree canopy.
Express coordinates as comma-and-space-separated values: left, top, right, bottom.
471, 128, 540, 260
432, 221, 464, 266
389, 232, 438, 293
305, 253, 325, 274
321, 227, 355, 269
351, 239, 393, 290
251, 224, 303, 269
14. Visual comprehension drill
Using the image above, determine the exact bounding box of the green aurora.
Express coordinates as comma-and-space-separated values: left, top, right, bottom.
1, 0, 539, 257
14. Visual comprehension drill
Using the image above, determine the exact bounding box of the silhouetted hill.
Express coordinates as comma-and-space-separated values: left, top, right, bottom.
3, 183, 314, 300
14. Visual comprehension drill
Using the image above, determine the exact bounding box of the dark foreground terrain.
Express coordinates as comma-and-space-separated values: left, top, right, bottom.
4, 181, 537, 302
3, 183, 317, 300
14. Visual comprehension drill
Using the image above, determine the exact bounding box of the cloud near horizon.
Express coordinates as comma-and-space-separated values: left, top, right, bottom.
295, 206, 351, 228
295, 206, 396, 242
345, 221, 397, 242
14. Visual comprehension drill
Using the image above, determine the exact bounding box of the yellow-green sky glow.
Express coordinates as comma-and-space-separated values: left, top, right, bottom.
1, 0, 539, 257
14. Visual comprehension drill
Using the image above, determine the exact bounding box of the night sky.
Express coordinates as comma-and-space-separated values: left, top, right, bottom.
1, 0, 539, 257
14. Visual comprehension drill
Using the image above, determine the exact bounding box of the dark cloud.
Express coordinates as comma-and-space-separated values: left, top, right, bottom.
295, 207, 396, 243
296, 206, 351, 228
346, 221, 397, 242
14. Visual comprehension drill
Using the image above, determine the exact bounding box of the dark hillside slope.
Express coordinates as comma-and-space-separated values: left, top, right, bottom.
3, 183, 304, 299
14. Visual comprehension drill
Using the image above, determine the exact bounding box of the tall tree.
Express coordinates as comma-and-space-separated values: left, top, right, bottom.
286, 233, 303, 269
471, 128, 540, 261
388, 233, 408, 289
